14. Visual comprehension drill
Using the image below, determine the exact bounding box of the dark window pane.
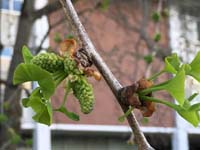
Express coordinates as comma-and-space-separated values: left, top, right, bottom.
14, 1, 22, 11
0, 0, 9, 9
189, 134, 200, 150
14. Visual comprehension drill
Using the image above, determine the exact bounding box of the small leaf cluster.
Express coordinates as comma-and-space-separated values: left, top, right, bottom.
151, 5, 169, 43
138, 52, 200, 127
13, 46, 95, 125
100, 0, 110, 10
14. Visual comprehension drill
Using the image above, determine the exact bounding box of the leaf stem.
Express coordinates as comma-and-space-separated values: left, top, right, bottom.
140, 96, 181, 111
139, 79, 171, 95
52, 71, 68, 86
138, 86, 164, 95
118, 106, 134, 122
148, 70, 164, 81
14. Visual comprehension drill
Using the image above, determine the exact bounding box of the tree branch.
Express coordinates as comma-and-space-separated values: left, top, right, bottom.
34, 3, 100, 54
34, 16, 66, 53
59, 0, 154, 149
32, 0, 81, 21
32, 1, 62, 21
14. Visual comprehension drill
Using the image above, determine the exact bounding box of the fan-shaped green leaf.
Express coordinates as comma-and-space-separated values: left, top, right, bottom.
22, 98, 30, 108
54, 106, 79, 121
22, 46, 33, 63
27, 88, 52, 125
155, 69, 185, 106
187, 51, 200, 82
164, 53, 180, 74
178, 109, 199, 127
13, 63, 55, 99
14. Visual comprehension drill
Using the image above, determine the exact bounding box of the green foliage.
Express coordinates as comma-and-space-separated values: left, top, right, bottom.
65, 34, 75, 39
13, 63, 56, 99
153, 32, 161, 42
144, 54, 153, 64
164, 53, 181, 74
55, 106, 79, 121
147, 68, 185, 106
23, 88, 53, 125
25, 138, 33, 146
54, 79, 80, 121
100, 0, 110, 10
54, 33, 62, 43
8, 128, 21, 144
188, 93, 198, 102
187, 51, 200, 81
118, 106, 133, 122
13, 45, 200, 127
141, 117, 149, 124
140, 52, 200, 126
178, 108, 199, 127
13, 46, 95, 125
22, 46, 33, 63
11, 134, 21, 144
3, 101, 10, 110
0, 114, 8, 123
151, 11, 160, 22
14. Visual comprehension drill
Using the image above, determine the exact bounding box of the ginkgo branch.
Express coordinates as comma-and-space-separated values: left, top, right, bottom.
59, 0, 154, 149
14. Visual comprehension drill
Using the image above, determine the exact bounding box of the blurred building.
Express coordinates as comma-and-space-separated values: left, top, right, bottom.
1, 0, 200, 150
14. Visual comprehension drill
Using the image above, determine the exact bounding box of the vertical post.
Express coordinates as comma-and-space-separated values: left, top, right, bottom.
172, 114, 189, 150
33, 123, 51, 150
32, 0, 50, 146
32, 82, 51, 150
169, 6, 189, 150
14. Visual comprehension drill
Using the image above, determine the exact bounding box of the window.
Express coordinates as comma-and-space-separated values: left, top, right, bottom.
189, 134, 200, 150
14, 0, 22, 11
0, 47, 13, 57
0, 0, 9, 10
0, 0, 23, 11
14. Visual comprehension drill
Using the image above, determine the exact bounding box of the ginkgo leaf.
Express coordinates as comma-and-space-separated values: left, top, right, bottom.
31, 100, 52, 126
178, 109, 199, 127
142, 69, 185, 106
140, 96, 199, 127
22, 98, 30, 108
188, 93, 199, 102
189, 103, 200, 112
22, 46, 33, 63
161, 69, 185, 105
13, 63, 55, 99
54, 106, 79, 121
164, 53, 180, 74
187, 51, 200, 82
26, 88, 52, 125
